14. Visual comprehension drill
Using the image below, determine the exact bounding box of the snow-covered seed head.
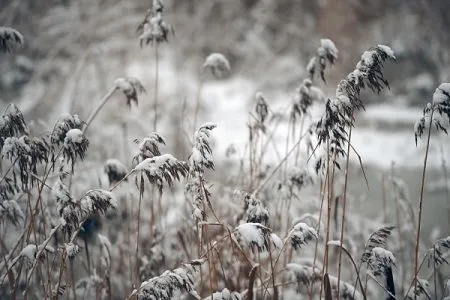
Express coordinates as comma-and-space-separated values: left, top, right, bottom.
80, 189, 117, 218
288, 222, 318, 250
234, 222, 271, 252
0, 104, 28, 148
63, 128, 89, 169
361, 225, 395, 263
65, 242, 80, 259
51, 114, 84, 146
0, 199, 24, 226
104, 159, 128, 185
427, 236, 450, 267
308, 38, 338, 82
137, 260, 202, 300
133, 133, 166, 165
0, 27, 24, 53
114, 77, 146, 108
415, 83, 450, 145
255, 92, 269, 124
367, 247, 396, 276
406, 278, 431, 300
244, 194, 269, 225
189, 122, 216, 175
204, 288, 242, 300
286, 263, 322, 292
137, 2, 174, 47
133, 154, 188, 193
203, 53, 231, 79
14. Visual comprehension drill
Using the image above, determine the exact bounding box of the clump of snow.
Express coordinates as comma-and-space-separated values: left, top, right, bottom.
377, 44, 396, 59
234, 223, 270, 251
320, 38, 338, 59
433, 83, 450, 105
64, 128, 84, 146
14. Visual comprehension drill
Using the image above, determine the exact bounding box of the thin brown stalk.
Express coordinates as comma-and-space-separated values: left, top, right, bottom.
414, 110, 434, 298
337, 127, 353, 297
153, 44, 159, 132
193, 73, 204, 130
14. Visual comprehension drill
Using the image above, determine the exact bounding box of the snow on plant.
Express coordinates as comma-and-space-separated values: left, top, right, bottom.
361, 225, 395, 263
426, 235, 450, 266
133, 153, 188, 192
133, 132, 166, 164
0, 104, 28, 148
367, 247, 396, 276
203, 288, 242, 300
137, 0, 174, 46
0, 26, 24, 52
51, 113, 84, 146
314, 45, 395, 172
233, 222, 271, 252
203, 53, 231, 79
286, 263, 322, 292
134, 260, 202, 300
0, 199, 24, 226
63, 128, 89, 169
307, 38, 338, 82
114, 77, 146, 108
288, 222, 318, 250
189, 122, 216, 175
104, 158, 128, 185
415, 83, 450, 144
244, 194, 269, 225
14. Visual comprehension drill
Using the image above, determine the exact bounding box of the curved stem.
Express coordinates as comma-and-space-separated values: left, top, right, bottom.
84, 86, 117, 134
414, 110, 434, 299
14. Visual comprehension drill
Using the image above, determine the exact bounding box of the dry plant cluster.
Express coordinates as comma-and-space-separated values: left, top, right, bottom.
1, 1, 450, 299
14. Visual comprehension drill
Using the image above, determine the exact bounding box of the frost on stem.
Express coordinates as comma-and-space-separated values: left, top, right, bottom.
288, 222, 318, 250
203, 53, 231, 79
0, 199, 24, 226
286, 263, 321, 293
114, 77, 146, 108
0, 104, 28, 149
0, 27, 24, 52
104, 159, 128, 185
367, 247, 396, 277
307, 38, 338, 82
244, 194, 269, 225
203, 288, 242, 300
414, 83, 450, 145
133, 133, 166, 165
137, 260, 202, 300
137, 0, 174, 47
133, 154, 188, 193
189, 122, 216, 175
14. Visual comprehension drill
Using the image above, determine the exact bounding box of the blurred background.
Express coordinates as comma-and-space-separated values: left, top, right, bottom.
1, 0, 450, 233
